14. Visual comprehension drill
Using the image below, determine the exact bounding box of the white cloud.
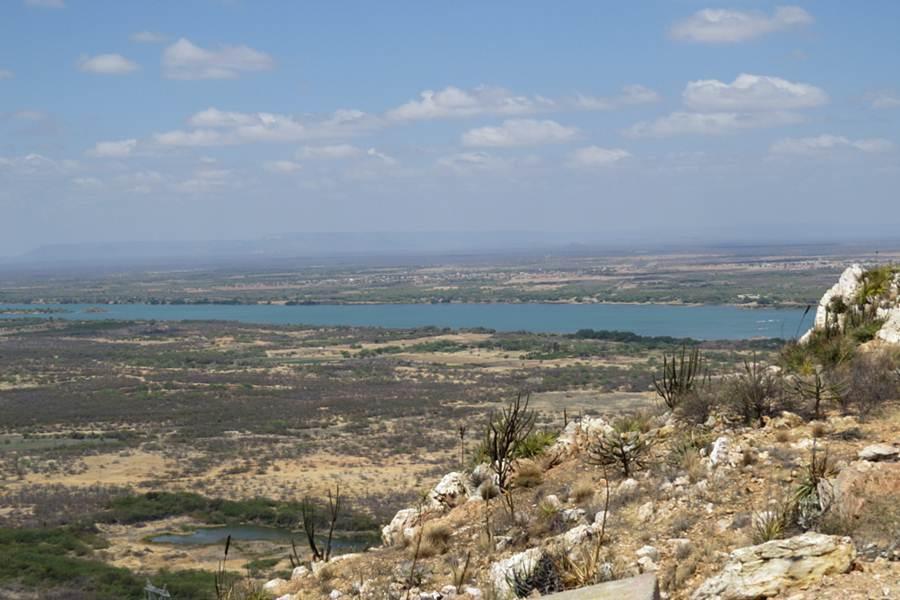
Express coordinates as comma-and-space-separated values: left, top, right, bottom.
770, 135, 895, 156
296, 144, 362, 159
386, 85, 552, 121
0, 69, 13, 80
162, 38, 274, 80
187, 108, 259, 128
386, 84, 659, 120
153, 129, 228, 147
25, 0, 64, 8
870, 92, 900, 109
158, 108, 373, 147
436, 151, 509, 173
72, 176, 103, 188
627, 111, 801, 137
573, 85, 661, 110
366, 148, 397, 165
12, 110, 47, 121
130, 31, 167, 44
568, 146, 631, 168
684, 74, 827, 111
77, 54, 139, 75
173, 168, 232, 194
88, 139, 137, 158
263, 160, 303, 173
116, 170, 163, 193
670, 6, 813, 44
462, 119, 577, 147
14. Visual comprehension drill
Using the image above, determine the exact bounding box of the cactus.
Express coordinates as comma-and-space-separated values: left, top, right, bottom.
653, 344, 705, 410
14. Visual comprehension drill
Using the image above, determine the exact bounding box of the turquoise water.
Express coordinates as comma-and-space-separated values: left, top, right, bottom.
0, 302, 812, 340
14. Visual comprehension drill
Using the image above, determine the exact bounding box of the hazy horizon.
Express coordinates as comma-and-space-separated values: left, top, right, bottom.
3, 1, 900, 256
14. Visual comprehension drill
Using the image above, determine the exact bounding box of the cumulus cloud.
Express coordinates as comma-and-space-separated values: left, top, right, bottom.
0, 69, 13, 80
627, 74, 825, 137
157, 108, 373, 147
130, 31, 167, 44
627, 111, 801, 137
462, 119, 577, 147
670, 6, 813, 44
116, 170, 163, 194
162, 38, 274, 80
683, 74, 827, 112
77, 54, 139, 75
770, 135, 895, 156
25, 0, 64, 8
173, 168, 232, 193
386, 85, 552, 121
436, 151, 509, 173
263, 160, 303, 173
568, 146, 631, 168
572, 85, 661, 110
869, 92, 900, 109
386, 84, 659, 120
296, 144, 362, 159
366, 148, 397, 165
88, 139, 137, 158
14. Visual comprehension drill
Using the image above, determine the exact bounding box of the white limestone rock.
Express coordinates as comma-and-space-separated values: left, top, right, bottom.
381, 507, 420, 546
426, 471, 471, 510
691, 533, 855, 600
489, 547, 543, 598
858, 443, 899, 462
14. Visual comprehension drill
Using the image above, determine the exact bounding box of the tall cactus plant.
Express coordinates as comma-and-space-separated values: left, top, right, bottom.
653, 344, 704, 410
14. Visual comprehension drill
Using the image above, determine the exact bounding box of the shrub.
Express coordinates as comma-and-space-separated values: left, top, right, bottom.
570, 481, 595, 505
514, 430, 557, 459
588, 429, 655, 477
843, 351, 899, 416
512, 460, 543, 489
676, 384, 721, 425
483, 394, 537, 491
729, 357, 784, 427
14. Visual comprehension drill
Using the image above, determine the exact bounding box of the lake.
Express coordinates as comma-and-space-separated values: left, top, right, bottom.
0, 302, 812, 340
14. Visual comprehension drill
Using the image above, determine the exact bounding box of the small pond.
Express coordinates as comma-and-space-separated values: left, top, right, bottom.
151, 524, 378, 552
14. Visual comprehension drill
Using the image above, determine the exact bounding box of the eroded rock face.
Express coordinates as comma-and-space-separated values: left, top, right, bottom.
799, 263, 900, 345
381, 507, 420, 547
426, 471, 471, 511
691, 533, 855, 600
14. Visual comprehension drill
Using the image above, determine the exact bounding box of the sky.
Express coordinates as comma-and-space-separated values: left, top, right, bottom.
1, 1, 899, 256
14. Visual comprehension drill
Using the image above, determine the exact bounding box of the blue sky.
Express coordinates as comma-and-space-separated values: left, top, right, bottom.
1, 1, 899, 256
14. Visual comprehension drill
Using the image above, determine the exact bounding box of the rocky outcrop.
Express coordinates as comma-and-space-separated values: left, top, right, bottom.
800, 263, 900, 345
381, 507, 421, 547
691, 533, 855, 600
425, 472, 471, 511
550, 416, 615, 458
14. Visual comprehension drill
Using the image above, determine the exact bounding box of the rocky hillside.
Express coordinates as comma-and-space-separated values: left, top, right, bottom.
261, 265, 900, 600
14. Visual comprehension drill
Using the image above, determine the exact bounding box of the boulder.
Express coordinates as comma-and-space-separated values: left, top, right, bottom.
709, 436, 733, 468
381, 507, 420, 546
858, 443, 899, 462
426, 471, 470, 510
290, 565, 309, 580
876, 307, 900, 344
690, 533, 855, 600
540, 573, 659, 599
823, 459, 900, 522
262, 578, 289, 596
550, 416, 615, 457
489, 547, 544, 598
